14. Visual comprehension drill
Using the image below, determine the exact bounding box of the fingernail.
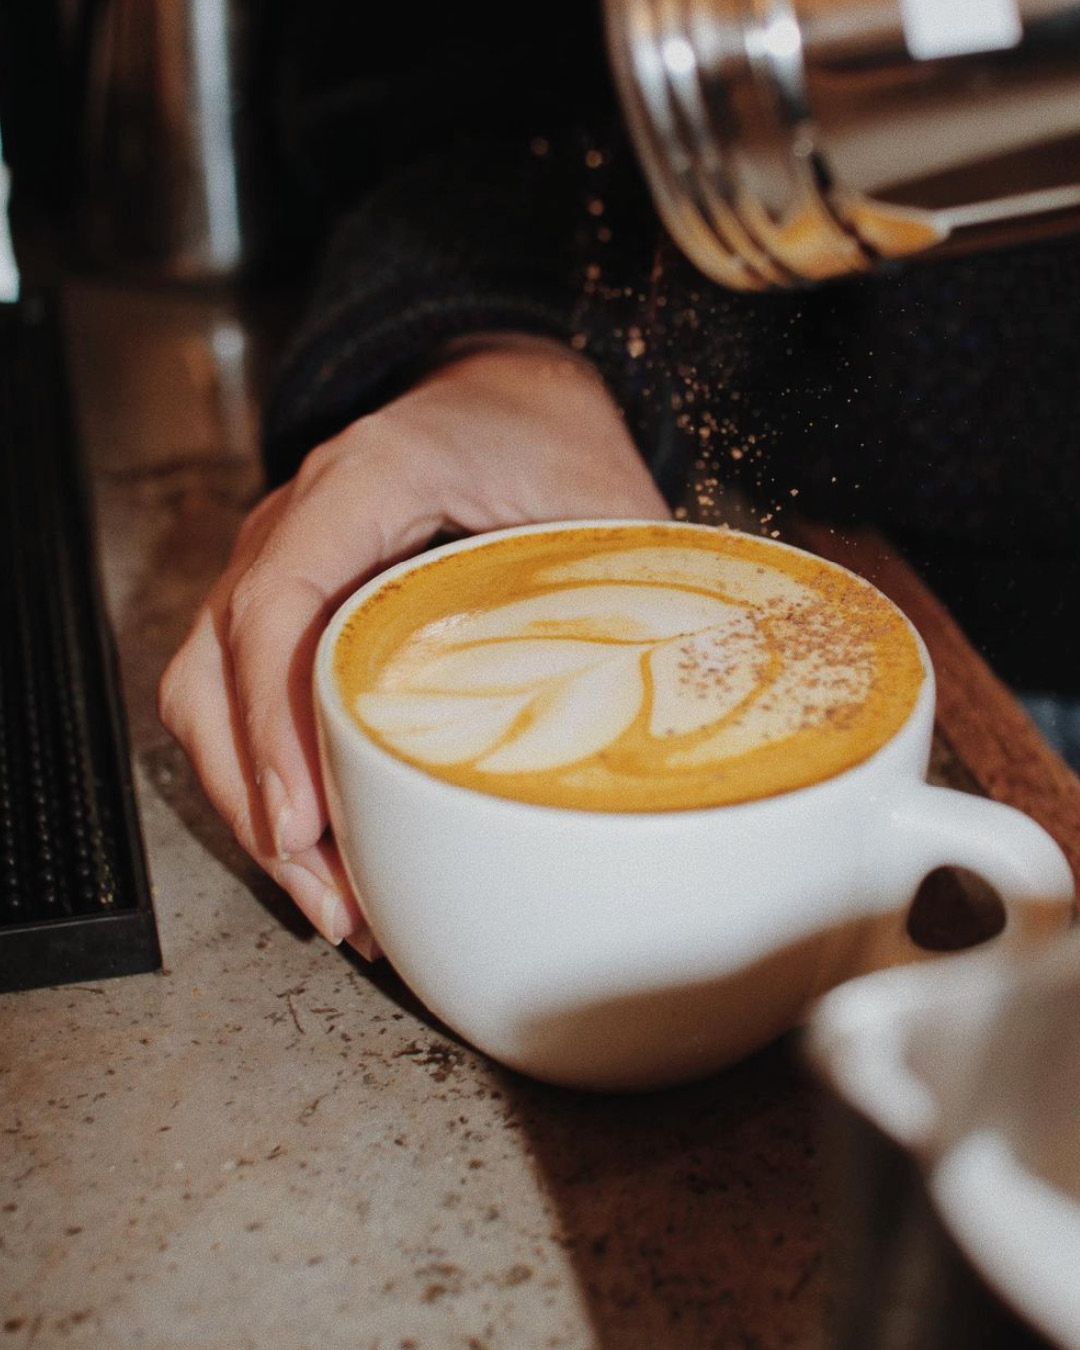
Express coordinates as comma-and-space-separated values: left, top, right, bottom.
274, 862, 354, 945
262, 768, 295, 860
319, 890, 357, 945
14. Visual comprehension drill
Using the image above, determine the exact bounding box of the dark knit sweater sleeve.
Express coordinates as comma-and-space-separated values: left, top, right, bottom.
261, 0, 663, 488
263, 129, 650, 486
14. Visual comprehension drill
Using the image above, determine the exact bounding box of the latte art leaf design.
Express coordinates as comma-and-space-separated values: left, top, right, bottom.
355, 582, 785, 775
338, 531, 925, 810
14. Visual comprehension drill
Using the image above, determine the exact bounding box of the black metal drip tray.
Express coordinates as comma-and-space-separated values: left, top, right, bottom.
0, 292, 160, 992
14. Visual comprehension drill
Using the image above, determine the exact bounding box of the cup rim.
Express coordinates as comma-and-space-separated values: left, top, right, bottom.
314, 518, 935, 819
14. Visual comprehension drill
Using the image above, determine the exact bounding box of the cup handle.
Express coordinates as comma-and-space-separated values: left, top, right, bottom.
857, 784, 1075, 972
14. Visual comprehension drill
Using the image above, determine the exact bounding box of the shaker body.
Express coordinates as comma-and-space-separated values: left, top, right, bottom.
604, 0, 1080, 288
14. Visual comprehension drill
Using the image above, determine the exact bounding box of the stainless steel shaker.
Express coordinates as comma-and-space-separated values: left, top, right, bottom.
603, 0, 1080, 288
78, 0, 277, 282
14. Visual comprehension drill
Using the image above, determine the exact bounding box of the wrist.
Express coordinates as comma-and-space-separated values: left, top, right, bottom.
423, 330, 607, 388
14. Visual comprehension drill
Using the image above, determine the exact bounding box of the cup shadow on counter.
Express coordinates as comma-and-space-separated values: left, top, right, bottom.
341, 866, 1009, 1350
346, 931, 832, 1350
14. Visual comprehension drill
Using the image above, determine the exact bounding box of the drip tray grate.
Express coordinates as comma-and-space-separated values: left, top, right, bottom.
0, 293, 160, 992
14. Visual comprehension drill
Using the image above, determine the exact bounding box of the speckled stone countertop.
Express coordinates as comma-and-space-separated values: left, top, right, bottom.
0, 280, 828, 1350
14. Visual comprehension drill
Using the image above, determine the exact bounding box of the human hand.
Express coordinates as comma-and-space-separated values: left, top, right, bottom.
158, 337, 669, 954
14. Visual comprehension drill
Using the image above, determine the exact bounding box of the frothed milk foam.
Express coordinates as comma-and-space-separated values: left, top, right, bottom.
333, 524, 925, 811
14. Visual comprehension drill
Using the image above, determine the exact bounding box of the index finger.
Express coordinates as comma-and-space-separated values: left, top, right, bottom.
225, 434, 446, 860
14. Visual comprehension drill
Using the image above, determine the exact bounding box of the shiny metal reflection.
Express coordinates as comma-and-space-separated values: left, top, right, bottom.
604, 0, 1080, 288
79, 0, 276, 282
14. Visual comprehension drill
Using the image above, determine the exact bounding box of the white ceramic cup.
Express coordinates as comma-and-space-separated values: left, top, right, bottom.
313, 521, 1075, 1091
807, 934, 1080, 1349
